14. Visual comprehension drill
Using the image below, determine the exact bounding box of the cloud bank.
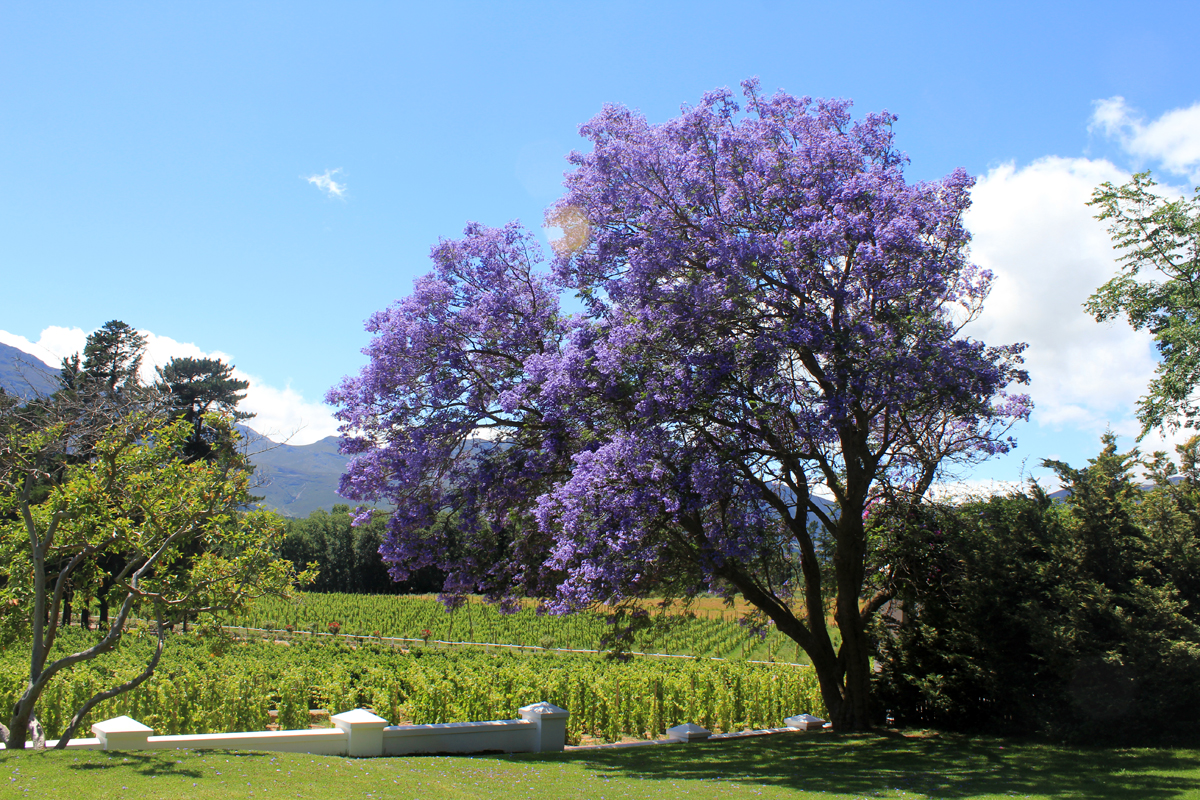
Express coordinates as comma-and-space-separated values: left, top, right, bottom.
964, 155, 1154, 435
965, 97, 1200, 460
0, 326, 339, 446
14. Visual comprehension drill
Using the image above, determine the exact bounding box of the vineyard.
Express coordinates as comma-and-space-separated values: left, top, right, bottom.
1, 628, 825, 745
228, 592, 823, 664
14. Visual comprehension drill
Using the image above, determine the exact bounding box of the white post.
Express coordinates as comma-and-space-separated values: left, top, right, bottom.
332, 708, 389, 757
666, 722, 711, 742
518, 702, 570, 752
784, 713, 826, 731
92, 716, 153, 751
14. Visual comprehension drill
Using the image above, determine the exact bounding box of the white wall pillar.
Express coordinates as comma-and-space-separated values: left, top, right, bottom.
784, 713, 826, 731
92, 716, 153, 751
518, 702, 570, 752
332, 708, 389, 757
666, 722, 711, 742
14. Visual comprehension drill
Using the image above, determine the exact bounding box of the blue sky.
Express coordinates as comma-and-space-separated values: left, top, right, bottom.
2, 1, 1198, 490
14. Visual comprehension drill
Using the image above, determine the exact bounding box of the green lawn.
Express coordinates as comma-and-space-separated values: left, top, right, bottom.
3, 730, 1199, 799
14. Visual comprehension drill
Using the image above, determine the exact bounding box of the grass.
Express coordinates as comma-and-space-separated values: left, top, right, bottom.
3, 730, 1199, 799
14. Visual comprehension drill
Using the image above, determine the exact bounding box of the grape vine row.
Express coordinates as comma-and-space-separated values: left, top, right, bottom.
1, 627, 825, 745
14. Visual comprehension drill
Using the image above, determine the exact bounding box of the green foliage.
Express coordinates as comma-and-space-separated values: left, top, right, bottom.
232, 592, 808, 663
874, 434, 1200, 741
0, 414, 301, 638
0, 402, 312, 749
0, 627, 824, 744
76, 320, 146, 395
1087, 172, 1200, 434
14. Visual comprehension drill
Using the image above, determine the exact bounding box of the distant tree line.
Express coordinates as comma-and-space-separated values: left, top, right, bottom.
280, 505, 443, 595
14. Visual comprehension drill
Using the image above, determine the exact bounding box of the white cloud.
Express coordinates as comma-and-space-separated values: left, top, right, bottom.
1090, 96, 1200, 183
1, 326, 338, 446
954, 96, 1200, 478
964, 156, 1161, 439
136, 331, 234, 383
305, 168, 348, 199
927, 478, 1034, 504
234, 373, 340, 445
0, 325, 87, 370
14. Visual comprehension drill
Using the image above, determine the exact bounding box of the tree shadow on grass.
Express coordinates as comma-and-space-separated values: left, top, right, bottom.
515, 731, 1200, 799
59, 748, 280, 778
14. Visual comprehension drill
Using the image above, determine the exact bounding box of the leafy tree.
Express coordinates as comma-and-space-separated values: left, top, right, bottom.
329, 81, 1030, 730
156, 356, 251, 463
0, 397, 309, 751
874, 436, 1200, 741
1087, 172, 1200, 434
52, 322, 154, 630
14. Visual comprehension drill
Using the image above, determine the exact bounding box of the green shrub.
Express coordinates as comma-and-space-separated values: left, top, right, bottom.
874, 436, 1200, 742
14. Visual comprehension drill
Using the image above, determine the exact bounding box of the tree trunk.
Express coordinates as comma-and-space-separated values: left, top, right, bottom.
721, 559, 873, 732
98, 576, 111, 628
5, 697, 36, 752
830, 609, 873, 730
804, 628, 873, 732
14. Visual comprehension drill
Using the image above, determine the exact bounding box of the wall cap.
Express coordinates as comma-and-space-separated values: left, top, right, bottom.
667, 722, 712, 742
518, 702, 569, 720
92, 716, 153, 735
332, 709, 389, 727
385, 719, 532, 736
784, 714, 826, 730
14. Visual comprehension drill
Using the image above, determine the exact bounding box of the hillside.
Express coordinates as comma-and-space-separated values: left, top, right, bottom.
237, 427, 357, 518
0, 341, 60, 399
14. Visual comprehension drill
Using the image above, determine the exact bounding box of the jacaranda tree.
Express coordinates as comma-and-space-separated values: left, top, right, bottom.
329, 80, 1031, 730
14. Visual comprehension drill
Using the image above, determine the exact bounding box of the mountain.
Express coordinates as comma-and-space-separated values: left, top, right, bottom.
0, 341, 60, 399
236, 426, 357, 518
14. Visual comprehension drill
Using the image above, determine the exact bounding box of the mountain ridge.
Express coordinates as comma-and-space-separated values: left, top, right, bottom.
235, 425, 355, 517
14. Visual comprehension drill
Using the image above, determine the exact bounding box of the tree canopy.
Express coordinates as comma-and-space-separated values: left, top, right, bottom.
1087, 171, 1200, 434
280, 505, 443, 595
0, 323, 305, 752
329, 81, 1031, 730
58, 320, 146, 397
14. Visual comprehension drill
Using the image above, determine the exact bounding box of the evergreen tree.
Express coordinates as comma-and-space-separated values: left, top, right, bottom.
156, 357, 251, 463
80, 320, 147, 396
874, 435, 1200, 741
